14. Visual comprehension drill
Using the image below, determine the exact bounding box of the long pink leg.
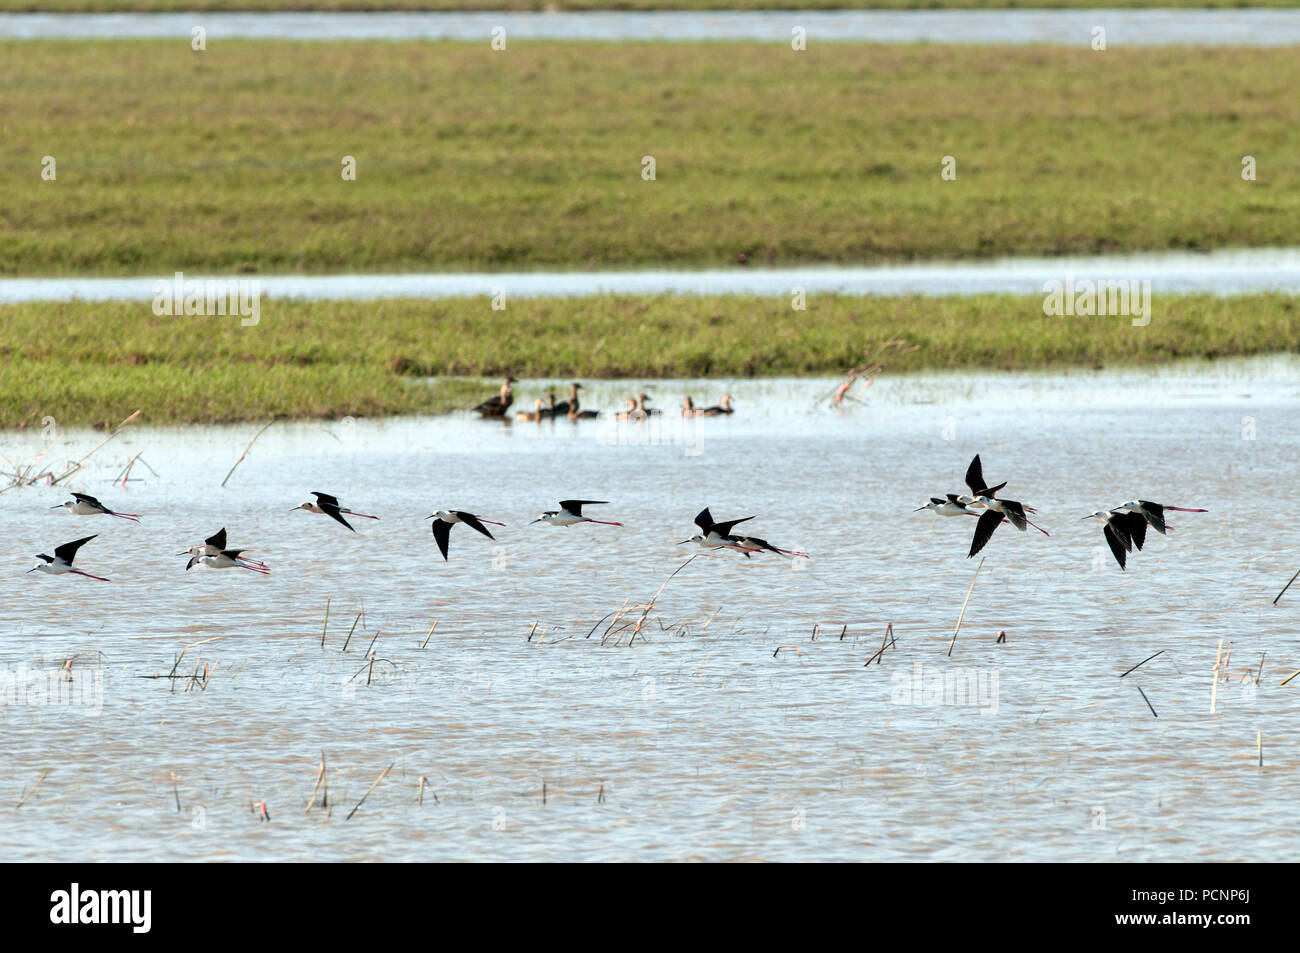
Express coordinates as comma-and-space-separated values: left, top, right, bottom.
110, 512, 141, 521
1026, 518, 1051, 537
70, 569, 110, 581
1166, 507, 1208, 513
586, 519, 624, 526
479, 519, 507, 526
239, 563, 271, 574
343, 510, 380, 520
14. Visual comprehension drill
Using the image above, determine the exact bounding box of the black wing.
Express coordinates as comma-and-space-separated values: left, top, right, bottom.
1001, 500, 1029, 531
694, 507, 715, 532
1103, 524, 1128, 570
222, 548, 244, 559
1121, 511, 1147, 550
969, 510, 1001, 558
312, 491, 341, 508
711, 516, 755, 536
1139, 501, 1167, 534
205, 528, 228, 550
559, 500, 607, 517
964, 455, 985, 495
54, 535, 97, 563
431, 519, 451, 560
739, 536, 779, 554
321, 504, 356, 532
70, 492, 102, 506
456, 511, 496, 540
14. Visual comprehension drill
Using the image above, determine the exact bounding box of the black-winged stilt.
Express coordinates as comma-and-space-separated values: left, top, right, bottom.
52, 492, 140, 522
678, 507, 761, 553
184, 549, 272, 574
473, 375, 516, 418
531, 500, 623, 527
427, 509, 505, 560
1081, 508, 1149, 570
1119, 500, 1208, 535
963, 455, 1049, 557
915, 495, 980, 517
28, 535, 108, 581
292, 492, 379, 532
179, 528, 269, 571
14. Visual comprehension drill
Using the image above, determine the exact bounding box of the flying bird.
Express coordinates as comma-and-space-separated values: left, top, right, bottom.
678, 507, 761, 553
1118, 500, 1208, 535
531, 500, 623, 527
52, 492, 140, 522
28, 535, 108, 581
179, 528, 268, 572
963, 455, 1049, 557
1081, 508, 1150, 570
427, 509, 505, 560
291, 492, 379, 532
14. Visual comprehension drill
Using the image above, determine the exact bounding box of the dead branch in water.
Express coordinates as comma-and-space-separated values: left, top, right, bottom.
629, 555, 698, 645
948, 558, 984, 657
346, 762, 394, 820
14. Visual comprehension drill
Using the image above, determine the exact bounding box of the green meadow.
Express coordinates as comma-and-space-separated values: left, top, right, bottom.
2, 41, 1298, 275
2, 293, 1295, 427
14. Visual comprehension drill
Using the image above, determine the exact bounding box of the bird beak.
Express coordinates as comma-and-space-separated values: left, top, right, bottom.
425, 514, 436, 520
530, 518, 543, 524
289, 505, 302, 512
50, 504, 63, 509
26, 567, 38, 573
1079, 516, 1092, 520
176, 551, 189, 556
913, 505, 928, 512
676, 539, 692, 545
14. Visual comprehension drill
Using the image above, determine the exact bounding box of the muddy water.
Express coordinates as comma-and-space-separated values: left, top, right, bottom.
1, 361, 1296, 860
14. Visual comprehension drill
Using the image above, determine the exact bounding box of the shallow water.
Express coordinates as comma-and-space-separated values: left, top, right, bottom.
7, 247, 1300, 303
5, 10, 1300, 46
1, 360, 1297, 861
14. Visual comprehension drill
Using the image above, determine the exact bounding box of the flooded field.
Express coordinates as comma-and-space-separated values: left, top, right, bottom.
2, 361, 1297, 861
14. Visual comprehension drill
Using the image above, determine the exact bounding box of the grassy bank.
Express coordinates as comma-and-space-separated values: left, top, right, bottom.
2, 41, 1299, 275
1, 293, 1295, 426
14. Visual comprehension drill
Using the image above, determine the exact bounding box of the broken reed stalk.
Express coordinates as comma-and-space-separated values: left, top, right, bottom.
167, 636, 223, 690
220, 419, 275, 488
527, 621, 538, 642
346, 762, 394, 820
629, 554, 698, 645
1210, 638, 1224, 713
1274, 568, 1300, 605
1281, 669, 1300, 687
17, 769, 50, 809
1258, 731, 1264, 768
863, 623, 896, 667
321, 597, 331, 648
1137, 685, 1158, 718
417, 776, 437, 805
170, 771, 181, 812
948, 557, 984, 658
1120, 650, 1163, 678
341, 611, 362, 652
701, 606, 722, 630
421, 619, 438, 649
306, 752, 328, 812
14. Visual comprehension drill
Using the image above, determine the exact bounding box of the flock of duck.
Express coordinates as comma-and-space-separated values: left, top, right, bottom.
473, 377, 734, 422
27, 454, 1204, 582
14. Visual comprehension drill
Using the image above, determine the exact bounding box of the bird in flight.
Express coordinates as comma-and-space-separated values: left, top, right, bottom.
427, 509, 505, 560
291, 492, 379, 532
52, 492, 140, 522
29, 535, 109, 581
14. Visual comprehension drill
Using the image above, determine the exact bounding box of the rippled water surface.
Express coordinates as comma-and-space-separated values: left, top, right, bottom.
7, 248, 1300, 303
2, 362, 1297, 861
5, 10, 1300, 45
